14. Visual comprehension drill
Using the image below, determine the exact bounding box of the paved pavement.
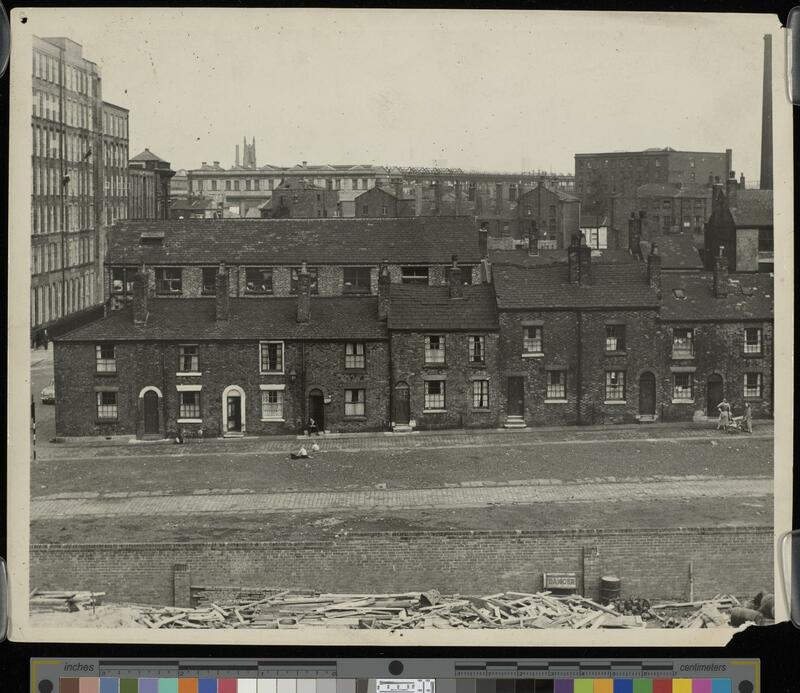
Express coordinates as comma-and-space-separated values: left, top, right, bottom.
31, 474, 771, 520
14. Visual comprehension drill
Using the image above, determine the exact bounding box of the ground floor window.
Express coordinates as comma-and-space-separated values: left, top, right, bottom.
547, 371, 567, 399
344, 388, 366, 417
672, 372, 694, 401
261, 390, 284, 420
179, 391, 201, 419
472, 380, 489, 409
744, 372, 762, 399
424, 380, 446, 410
96, 391, 118, 420
605, 370, 626, 401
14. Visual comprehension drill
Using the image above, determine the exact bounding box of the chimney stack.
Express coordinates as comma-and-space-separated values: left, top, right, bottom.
378, 259, 391, 320
760, 34, 773, 190
568, 235, 591, 286
528, 222, 539, 256
448, 255, 464, 298
235, 145, 240, 167
478, 223, 489, 259
647, 243, 662, 297
132, 265, 149, 325
713, 246, 729, 298
296, 261, 311, 323
725, 171, 738, 206
739, 173, 746, 189
216, 262, 230, 321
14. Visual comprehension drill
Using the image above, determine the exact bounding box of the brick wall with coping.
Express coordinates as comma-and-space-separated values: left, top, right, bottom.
30, 526, 773, 607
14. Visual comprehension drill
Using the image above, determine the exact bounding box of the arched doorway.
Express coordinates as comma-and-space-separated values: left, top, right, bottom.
394, 381, 410, 425
707, 374, 724, 417
638, 371, 656, 417
308, 388, 325, 431
222, 385, 246, 435
138, 386, 163, 438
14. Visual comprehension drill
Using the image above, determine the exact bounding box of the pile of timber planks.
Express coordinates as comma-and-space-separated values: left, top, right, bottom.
650, 594, 741, 628
29, 589, 105, 613
135, 589, 651, 630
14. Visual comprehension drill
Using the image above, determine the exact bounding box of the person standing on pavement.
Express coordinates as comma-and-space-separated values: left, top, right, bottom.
717, 397, 731, 431
743, 401, 753, 433
42, 328, 49, 350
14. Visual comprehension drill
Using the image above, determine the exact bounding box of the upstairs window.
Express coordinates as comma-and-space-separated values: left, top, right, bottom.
345, 342, 366, 369
523, 326, 543, 355
290, 267, 319, 295
201, 267, 217, 295
401, 267, 429, 284
245, 268, 274, 295
744, 328, 763, 355
672, 328, 694, 358
260, 341, 284, 374
95, 344, 116, 372
469, 336, 486, 364
424, 335, 446, 364
605, 370, 626, 401
179, 344, 199, 373
343, 267, 371, 294
156, 267, 182, 295
605, 325, 626, 352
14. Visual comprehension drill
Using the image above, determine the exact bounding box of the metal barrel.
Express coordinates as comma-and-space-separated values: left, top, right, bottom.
599, 575, 621, 605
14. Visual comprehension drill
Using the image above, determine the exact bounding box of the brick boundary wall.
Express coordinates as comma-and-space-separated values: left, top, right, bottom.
30, 526, 773, 607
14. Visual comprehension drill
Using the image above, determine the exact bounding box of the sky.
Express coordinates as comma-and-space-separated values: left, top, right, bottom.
17, 8, 782, 176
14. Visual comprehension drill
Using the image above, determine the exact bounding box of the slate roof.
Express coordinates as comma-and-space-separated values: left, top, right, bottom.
660, 272, 773, 321
730, 190, 773, 227
106, 218, 482, 265
643, 234, 703, 271
388, 284, 498, 331
494, 263, 659, 310
57, 297, 387, 342
130, 148, 167, 163
490, 249, 636, 268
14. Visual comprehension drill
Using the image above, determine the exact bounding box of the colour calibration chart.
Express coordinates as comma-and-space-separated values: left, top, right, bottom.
31, 659, 759, 693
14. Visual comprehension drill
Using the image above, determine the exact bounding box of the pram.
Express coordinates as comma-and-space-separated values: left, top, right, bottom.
726, 415, 749, 433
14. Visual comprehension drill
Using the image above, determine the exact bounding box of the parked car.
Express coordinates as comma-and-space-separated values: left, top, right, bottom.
40, 380, 55, 404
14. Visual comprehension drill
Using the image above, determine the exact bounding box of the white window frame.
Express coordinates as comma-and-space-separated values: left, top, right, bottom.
545, 371, 567, 402
671, 372, 694, 403
177, 387, 202, 422
345, 342, 366, 369
672, 327, 694, 359
472, 379, 490, 410
95, 343, 116, 372
424, 335, 446, 364
259, 340, 285, 375
744, 372, 762, 399
743, 328, 763, 355
177, 344, 200, 376
469, 335, 486, 364
344, 388, 366, 417
260, 384, 286, 422
423, 379, 447, 412
95, 391, 118, 420
605, 324, 626, 352
522, 325, 543, 356
604, 370, 626, 403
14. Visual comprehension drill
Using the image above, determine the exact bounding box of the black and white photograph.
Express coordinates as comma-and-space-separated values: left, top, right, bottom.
6, 8, 793, 644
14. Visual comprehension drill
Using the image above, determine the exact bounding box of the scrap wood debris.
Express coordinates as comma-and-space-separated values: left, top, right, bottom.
31, 586, 766, 629
29, 589, 105, 613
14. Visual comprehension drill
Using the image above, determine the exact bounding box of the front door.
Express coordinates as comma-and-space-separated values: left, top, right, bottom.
394, 382, 410, 424
707, 375, 724, 417
143, 390, 159, 435
308, 389, 325, 431
226, 394, 242, 432
638, 372, 656, 416
507, 376, 525, 417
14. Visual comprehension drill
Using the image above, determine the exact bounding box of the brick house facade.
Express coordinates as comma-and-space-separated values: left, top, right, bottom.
354, 187, 415, 218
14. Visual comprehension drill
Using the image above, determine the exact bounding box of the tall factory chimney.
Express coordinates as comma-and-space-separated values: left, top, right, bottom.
760, 34, 773, 190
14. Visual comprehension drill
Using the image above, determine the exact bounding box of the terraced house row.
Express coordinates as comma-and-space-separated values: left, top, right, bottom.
52, 217, 773, 438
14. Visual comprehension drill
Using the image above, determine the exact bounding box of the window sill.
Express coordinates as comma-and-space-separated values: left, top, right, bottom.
671, 354, 695, 360
96, 418, 118, 423
603, 400, 627, 405
156, 292, 183, 297
344, 368, 367, 373
95, 370, 117, 376
469, 362, 486, 367
423, 363, 447, 368
521, 353, 544, 359
472, 408, 491, 412
176, 372, 202, 377
544, 399, 568, 404
259, 371, 285, 376
671, 399, 694, 404
261, 417, 286, 423
244, 293, 275, 297
423, 409, 447, 414
604, 351, 627, 357
177, 418, 202, 424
